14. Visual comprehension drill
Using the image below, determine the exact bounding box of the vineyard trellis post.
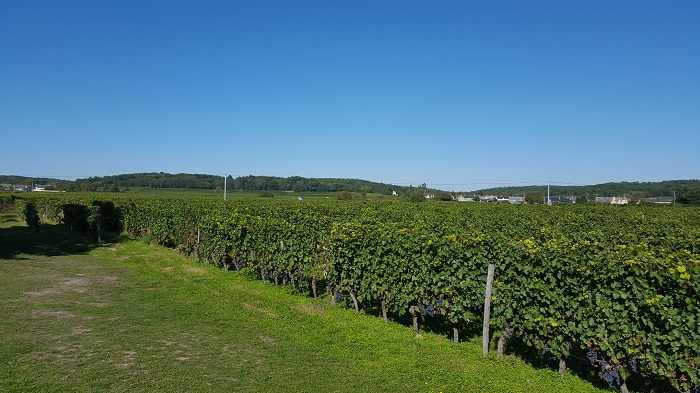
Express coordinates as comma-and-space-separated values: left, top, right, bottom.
483, 263, 495, 357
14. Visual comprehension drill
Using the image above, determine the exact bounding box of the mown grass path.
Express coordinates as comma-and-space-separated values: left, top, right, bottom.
0, 218, 609, 392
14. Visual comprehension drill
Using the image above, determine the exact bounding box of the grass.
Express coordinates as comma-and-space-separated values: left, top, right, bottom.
0, 214, 610, 393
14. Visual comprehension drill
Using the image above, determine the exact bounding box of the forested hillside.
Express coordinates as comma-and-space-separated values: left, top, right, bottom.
0, 176, 65, 185
4, 174, 700, 204
471, 180, 700, 204
69, 173, 406, 194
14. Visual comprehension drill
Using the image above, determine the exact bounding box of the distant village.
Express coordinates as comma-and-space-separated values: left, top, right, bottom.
1, 183, 676, 204
449, 194, 672, 205
0, 184, 61, 193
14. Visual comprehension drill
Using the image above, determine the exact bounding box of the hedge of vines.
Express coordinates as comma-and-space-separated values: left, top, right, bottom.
17, 195, 700, 392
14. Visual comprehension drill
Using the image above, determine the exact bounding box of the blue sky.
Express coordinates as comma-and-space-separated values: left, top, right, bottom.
1, 0, 698, 191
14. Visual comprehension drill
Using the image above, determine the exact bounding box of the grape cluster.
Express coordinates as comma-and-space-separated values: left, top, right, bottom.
418, 304, 427, 321
600, 359, 621, 388
628, 358, 638, 373
409, 300, 443, 322
586, 350, 598, 364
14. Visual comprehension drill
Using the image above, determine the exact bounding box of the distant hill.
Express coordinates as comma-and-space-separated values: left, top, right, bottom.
0, 175, 66, 185
67, 173, 410, 195
72, 173, 224, 191
3, 174, 699, 204
468, 180, 700, 200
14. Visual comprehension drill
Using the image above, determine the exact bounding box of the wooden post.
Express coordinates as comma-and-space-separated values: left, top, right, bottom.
349, 290, 359, 313
381, 298, 388, 322
410, 305, 420, 338
559, 356, 566, 377
97, 216, 101, 243
620, 381, 629, 393
483, 263, 495, 357
195, 228, 201, 260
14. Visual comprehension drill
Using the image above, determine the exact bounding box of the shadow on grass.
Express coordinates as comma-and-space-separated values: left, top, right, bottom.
502, 334, 675, 393
321, 295, 484, 343
0, 222, 117, 260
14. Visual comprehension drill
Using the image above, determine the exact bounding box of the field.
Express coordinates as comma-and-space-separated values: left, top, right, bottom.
28, 188, 392, 201
0, 211, 614, 393
3, 194, 699, 392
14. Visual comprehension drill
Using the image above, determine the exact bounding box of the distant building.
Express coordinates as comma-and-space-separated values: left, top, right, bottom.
0, 184, 29, 192
508, 196, 525, 204
611, 196, 628, 205
454, 195, 476, 202
545, 196, 574, 204
637, 198, 672, 205
595, 196, 628, 205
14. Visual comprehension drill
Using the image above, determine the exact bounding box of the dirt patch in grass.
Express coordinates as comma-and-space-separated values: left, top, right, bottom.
297, 302, 327, 316
183, 266, 208, 275
30, 310, 78, 319
23, 274, 120, 299
23, 277, 88, 297
242, 302, 276, 318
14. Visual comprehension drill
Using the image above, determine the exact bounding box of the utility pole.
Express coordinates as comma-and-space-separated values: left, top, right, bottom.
224, 175, 227, 201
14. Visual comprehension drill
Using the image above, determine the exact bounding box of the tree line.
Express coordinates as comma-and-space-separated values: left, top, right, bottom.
61, 173, 406, 195
470, 180, 700, 205
3, 174, 699, 204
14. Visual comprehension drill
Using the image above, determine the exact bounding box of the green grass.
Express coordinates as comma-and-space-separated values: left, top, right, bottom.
0, 217, 609, 392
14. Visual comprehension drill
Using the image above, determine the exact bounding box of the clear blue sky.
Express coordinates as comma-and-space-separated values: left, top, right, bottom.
1, 0, 698, 191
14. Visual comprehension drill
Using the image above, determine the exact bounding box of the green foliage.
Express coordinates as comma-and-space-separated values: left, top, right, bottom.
20, 194, 700, 391
409, 189, 426, 202
65, 173, 409, 195
0, 227, 609, 393
239, 267, 259, 281
435, 191, 454, 201
337, 191, 353, 200
676, 185, 700, 205
20, 200, 40, 231
525, 194, 543, 204
0, 175, 64, 186
472, 179, 700, 201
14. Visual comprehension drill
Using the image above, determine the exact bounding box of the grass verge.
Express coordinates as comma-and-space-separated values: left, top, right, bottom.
0, 218, 609, 392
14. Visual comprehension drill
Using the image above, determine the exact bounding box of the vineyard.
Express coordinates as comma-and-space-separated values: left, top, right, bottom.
11, 194, 700, 392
